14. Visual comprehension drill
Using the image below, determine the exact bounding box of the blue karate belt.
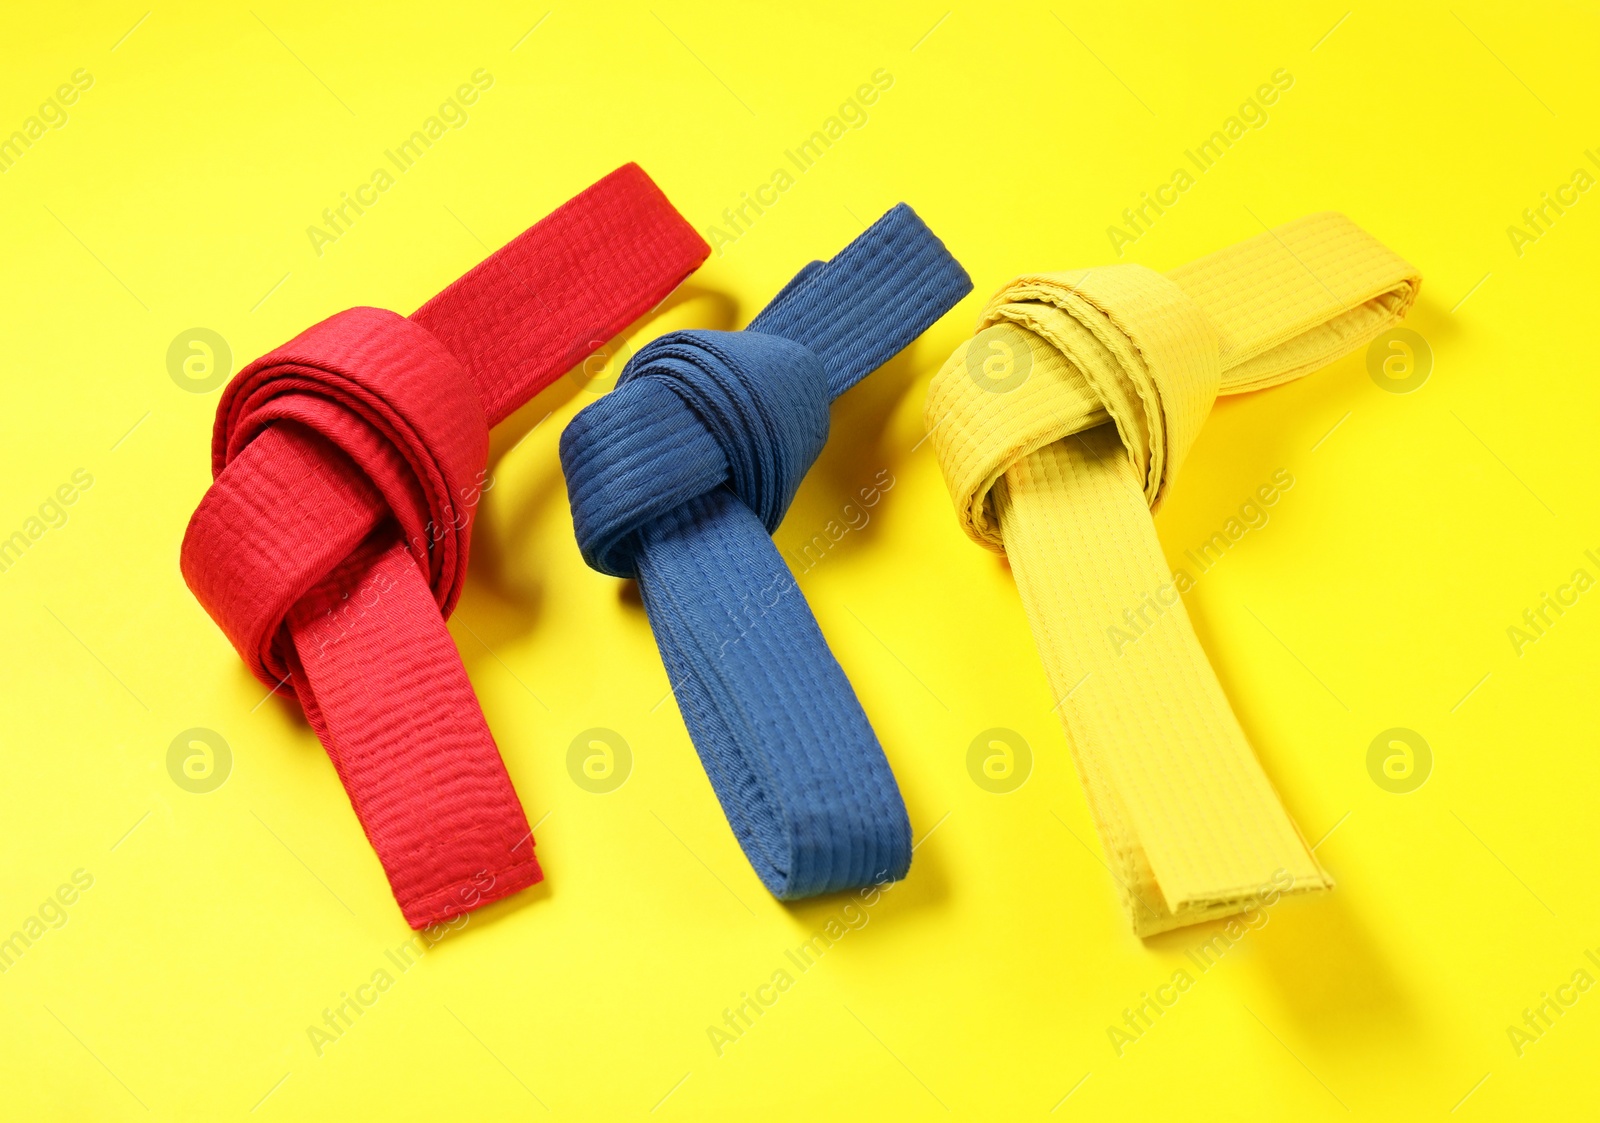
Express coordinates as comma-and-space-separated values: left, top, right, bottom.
559, 204, 972, 898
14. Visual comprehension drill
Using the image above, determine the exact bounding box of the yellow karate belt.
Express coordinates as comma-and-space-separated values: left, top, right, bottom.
928, 213, 1420, 936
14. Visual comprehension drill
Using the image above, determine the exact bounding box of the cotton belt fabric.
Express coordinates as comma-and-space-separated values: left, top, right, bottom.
181, 164, 709, 928
926, 213, 1420, 935
560, 204, 972, 899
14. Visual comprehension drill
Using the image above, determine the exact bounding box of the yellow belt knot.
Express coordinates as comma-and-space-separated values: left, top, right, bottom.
928, 213, 1420, 936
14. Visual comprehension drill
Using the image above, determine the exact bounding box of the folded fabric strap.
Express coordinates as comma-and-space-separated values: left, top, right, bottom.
927, 213, 1420, 935
181, 164, 709, 928
560, 204, 972, 898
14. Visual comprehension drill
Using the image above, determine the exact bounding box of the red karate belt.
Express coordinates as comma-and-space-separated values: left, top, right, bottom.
181, 165, 709, 928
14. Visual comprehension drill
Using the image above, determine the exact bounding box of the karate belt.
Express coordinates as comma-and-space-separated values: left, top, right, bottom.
560, 204, 972, 898
181, 165, 709, 928
927, 213, 1420, 935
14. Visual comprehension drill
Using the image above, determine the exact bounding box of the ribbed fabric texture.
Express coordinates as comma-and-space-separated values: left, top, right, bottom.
927, 213, 1421, 935
561, 204, 973, 898
181, 165, 710, 928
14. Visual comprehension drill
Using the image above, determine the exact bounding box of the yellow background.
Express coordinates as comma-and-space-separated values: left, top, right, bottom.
2, 2, 1596, 1118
